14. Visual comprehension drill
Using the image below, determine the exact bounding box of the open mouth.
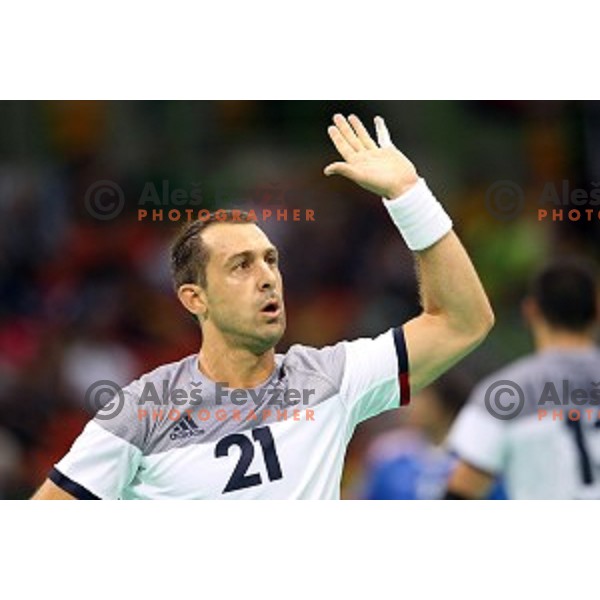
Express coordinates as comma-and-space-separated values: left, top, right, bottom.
260, 299, 281, 317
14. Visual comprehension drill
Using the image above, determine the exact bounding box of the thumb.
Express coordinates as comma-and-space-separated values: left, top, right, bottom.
324, 162, 356, 178
375, 116, 393, 148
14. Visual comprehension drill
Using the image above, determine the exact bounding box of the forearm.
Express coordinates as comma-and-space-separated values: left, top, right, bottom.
324, 113, 494, 392
383, 175, 494, 347
391, 182, 494, 390
415, 230, 494, 338
445, 461, 495, 499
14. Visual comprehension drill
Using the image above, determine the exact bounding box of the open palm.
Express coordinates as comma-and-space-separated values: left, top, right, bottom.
324, 114, 419, 199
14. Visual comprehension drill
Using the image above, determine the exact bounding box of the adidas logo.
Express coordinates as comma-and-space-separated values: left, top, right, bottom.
169, 414, 204, 440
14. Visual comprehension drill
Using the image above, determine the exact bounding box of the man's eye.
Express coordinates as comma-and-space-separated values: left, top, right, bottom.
234, 260, 250, 271
267, 255, 278, 266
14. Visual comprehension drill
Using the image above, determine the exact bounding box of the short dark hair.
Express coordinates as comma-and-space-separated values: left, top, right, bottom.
529, 259, 598, 332
170, 210, 253, 290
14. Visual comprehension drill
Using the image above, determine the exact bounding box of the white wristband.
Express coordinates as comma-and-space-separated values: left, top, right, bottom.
382, 178, 453, 251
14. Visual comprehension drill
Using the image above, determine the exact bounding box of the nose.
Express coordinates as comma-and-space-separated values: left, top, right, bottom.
257, 259, 277, 291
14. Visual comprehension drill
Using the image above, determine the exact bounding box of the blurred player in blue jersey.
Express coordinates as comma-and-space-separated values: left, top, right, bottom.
32, 114, 494, 500
446, 259, 600, 499
363, 371, 506, 499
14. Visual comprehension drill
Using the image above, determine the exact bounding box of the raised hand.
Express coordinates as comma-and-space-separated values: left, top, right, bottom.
324, 114, 419, 199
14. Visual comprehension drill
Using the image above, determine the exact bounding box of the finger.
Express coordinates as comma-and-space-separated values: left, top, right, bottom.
327, 125, 355, 162
333, 113, 363, 152
323, 161, 356, 179
375, 116, 393, 148
348, 114, 378, 150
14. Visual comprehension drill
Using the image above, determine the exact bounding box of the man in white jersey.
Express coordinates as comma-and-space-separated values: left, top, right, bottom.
446, 260, 600, 499
32, 113, 494, 499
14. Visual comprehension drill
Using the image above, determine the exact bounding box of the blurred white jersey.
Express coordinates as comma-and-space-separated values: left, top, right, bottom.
50, 328, 409, 499
448, 348, 600, 499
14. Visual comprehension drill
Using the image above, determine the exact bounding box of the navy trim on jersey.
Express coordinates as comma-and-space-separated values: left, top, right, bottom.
49, 467, 100, 500
393, 327, 410, 406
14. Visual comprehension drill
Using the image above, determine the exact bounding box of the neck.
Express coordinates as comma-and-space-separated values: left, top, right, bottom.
197, 331, 276, 389
534, 328, 596, 352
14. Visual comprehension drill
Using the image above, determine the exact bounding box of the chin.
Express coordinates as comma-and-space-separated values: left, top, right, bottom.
254, 324, 286, 353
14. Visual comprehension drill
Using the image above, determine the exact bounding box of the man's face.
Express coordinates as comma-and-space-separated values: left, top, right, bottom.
201, 222, 286, 353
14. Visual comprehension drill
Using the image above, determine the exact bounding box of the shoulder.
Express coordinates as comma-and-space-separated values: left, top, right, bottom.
468, 353, 548, 415
128, 354, 196, 393
93, 354, 195, 449
282, 340, 346, 375
474, 354, 539, 391
281, 329, 396, 372
279, 329, 398, 398
279, 340, 347, 398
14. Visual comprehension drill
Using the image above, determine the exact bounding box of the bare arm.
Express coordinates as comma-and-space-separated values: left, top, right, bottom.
31, 479, 76, 500
403, 231, 494, 392
446, 460, 495, 499
325, 113, 494, 393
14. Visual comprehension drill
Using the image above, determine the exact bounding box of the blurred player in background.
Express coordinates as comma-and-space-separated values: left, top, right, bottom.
362, 371, 506, 499
446, 260, 600, 499
32, 114, 494, 499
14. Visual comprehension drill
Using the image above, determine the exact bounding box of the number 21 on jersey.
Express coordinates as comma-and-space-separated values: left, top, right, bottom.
215, 425, 283, 494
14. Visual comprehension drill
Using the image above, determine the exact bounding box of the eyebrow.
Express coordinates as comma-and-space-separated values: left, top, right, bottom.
224, 247, 278, 268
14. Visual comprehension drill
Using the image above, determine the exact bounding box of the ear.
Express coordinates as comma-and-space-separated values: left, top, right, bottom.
522, 296, 540, 326
177, 284, 207, 321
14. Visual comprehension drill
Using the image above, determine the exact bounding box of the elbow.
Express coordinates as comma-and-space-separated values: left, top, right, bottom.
483, 303, 496, 335
468, 303, 495, 346
448, 302, 495, 351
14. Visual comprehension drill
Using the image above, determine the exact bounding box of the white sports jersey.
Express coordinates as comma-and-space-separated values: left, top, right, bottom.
448, 348, 600, 499
50, 328, 410, 499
